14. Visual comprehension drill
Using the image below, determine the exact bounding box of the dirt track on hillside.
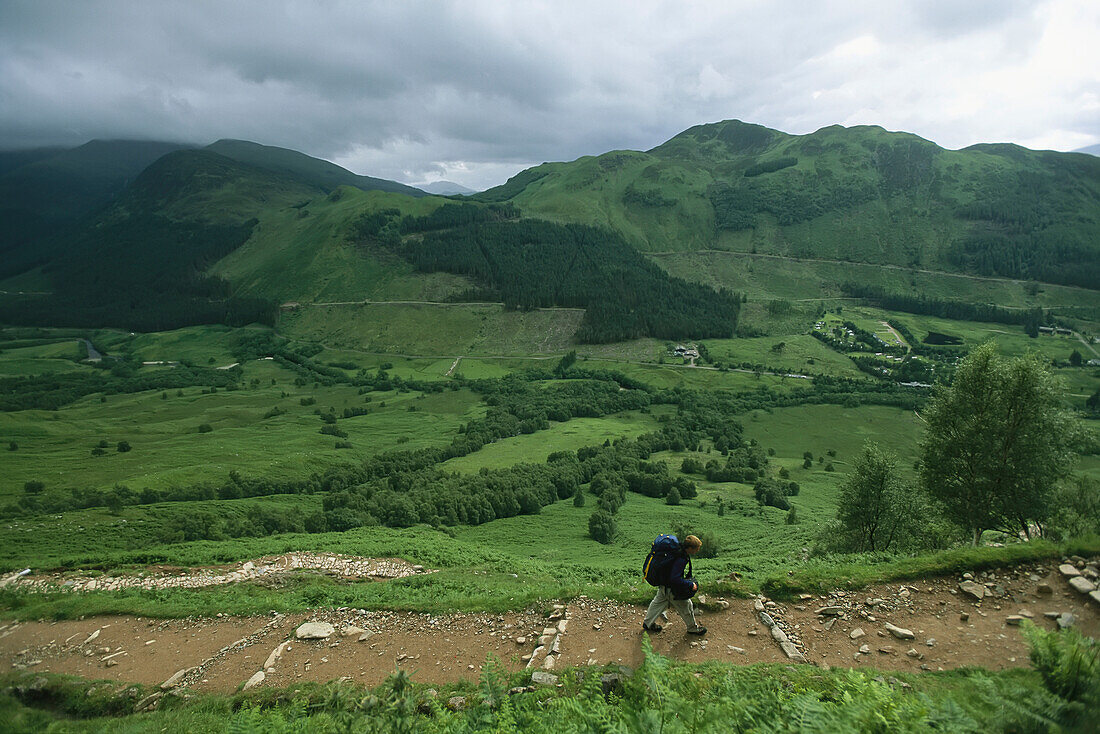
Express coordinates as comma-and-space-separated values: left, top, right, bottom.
2, 561, 1097, 695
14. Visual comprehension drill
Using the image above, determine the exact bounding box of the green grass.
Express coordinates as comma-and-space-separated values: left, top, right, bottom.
211, 188, 471, 304
127, 324, 246, 365
0, 360, 483, 498
280, 302, 584, 356
439, 411, 663, 473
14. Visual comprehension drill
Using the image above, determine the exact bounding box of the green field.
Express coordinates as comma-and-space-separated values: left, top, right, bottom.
440, 411, 664, 473
0, 359, 484, 498
280, 302, 585, 356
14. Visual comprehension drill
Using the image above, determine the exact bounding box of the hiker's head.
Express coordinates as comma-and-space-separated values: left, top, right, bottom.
683, 535, 702, 555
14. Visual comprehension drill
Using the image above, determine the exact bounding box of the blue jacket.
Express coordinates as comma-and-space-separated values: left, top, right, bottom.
667, 554, 696, 599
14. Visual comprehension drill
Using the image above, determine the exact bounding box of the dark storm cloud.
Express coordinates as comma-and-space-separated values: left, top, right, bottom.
0, 1, 1096, 190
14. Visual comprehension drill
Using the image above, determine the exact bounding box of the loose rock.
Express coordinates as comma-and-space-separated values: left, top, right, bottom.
295, 622, 335, 640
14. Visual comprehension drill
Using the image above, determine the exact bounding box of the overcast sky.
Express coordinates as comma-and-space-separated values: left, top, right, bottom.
1, 0, 1097, 190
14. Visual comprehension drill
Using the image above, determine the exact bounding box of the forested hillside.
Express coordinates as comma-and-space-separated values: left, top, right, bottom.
393, 204, 741, 342
0, 150, 321, 330
0, 139, 190, 278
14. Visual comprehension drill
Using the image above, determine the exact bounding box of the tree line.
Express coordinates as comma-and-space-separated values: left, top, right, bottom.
3, 361, 931, 523
394, 214, 741, 342
840, 283, 1045, 328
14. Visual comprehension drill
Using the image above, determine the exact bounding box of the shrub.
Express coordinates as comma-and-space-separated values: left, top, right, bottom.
1022, 622, 1100, 728
588, 509, 617, 544
753, 478, 790, 510
300, 396, 316, 406
198, 423, 213, 433
665, 487, 682, 505
23, 481, 44, 494
7, 442, 16, 451
116, 441, 131, 452
786, 508, 799, 525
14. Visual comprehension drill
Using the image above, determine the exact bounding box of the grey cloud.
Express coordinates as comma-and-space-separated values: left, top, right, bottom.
0, 0, 1096, 190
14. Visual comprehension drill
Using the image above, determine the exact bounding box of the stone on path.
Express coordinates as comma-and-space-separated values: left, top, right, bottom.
531, 671, 558, 686
1006, 616, 1024, 626
342, 625, 365, 637
1058, 564, 1081, 578
959, 581, 987, 601
885, 623, 915, 640
264, 641, 290, 670
1036, 583, 1053, 595
243, 670, 265, 690
1056, 613, 1076, 630
1068, 577, 1096, 595
295, 622, 335, 640
849, 628, 866, 640
83, 629, 101, 645
759, 612, 775, 628
161, 667, 195, 690
816, 606, 843, 616
780, 641, 805, 662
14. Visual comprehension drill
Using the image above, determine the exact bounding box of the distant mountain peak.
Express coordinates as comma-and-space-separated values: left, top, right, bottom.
418, 180, 476, 195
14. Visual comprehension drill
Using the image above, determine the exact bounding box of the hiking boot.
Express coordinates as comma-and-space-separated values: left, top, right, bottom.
642, 622, 663, 633
687, 626, 707, 635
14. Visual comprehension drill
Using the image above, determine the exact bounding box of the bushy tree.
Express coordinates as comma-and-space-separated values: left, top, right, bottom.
919, 343, 1079, 544
1044, 476, 1100, 541
588, 509, 616, 544
833, 442, 918, 552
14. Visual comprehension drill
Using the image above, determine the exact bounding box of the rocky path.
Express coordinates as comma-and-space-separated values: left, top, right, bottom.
0, 553, 434, 594
2, 558, 1097, 703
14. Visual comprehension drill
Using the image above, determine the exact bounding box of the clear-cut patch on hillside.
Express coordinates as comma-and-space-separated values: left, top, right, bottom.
1, 553, 435, 593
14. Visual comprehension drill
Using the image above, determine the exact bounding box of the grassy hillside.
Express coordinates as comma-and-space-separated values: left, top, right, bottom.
477, 120, 1100, 289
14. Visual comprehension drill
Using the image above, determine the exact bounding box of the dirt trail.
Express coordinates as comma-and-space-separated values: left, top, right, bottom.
2, 561, 1097, 694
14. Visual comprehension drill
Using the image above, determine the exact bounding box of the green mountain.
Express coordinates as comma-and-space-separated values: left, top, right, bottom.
0, 149, 324, 330
205, 139, 426, 198
476, 120, 1100, 289
2, 120, 1097, 342
0, 140, 191, 275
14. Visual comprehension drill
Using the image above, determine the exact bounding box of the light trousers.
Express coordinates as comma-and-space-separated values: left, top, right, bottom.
643, 586, 701, 631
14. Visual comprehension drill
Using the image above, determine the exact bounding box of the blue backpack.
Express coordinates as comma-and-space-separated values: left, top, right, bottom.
642, 534, 683, 587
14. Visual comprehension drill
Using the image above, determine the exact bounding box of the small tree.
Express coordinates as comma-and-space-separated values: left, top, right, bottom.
8, 441, 16, 451
834, 442, 916, 552
665, 487, 682, 505
588, 510, 616, 544
919, 343, 1079, 544
573, 488, 586, 508
117, 440, 132, 452
1069, 350, 1082, 367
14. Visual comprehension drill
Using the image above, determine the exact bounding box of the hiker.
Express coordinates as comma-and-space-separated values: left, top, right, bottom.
642, 534, 706, 635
